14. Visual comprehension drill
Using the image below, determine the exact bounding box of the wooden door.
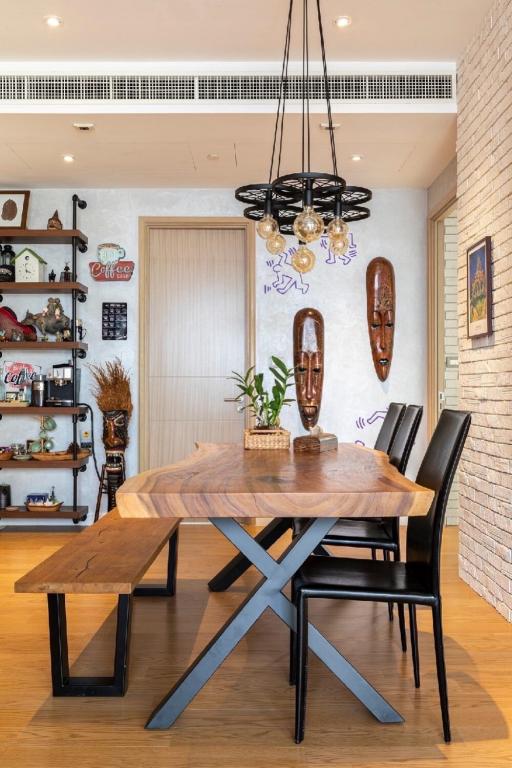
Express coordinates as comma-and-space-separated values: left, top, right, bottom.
141, 221, 253, 470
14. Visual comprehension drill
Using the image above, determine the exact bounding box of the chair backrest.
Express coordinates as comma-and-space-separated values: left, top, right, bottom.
389, 405, 423, 475
406, 409, 471, 595
374, 402, 406, 453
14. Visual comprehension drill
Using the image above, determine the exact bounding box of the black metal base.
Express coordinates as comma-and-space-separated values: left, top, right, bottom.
47, 530, 178, 697
48, 593, 132, 697
208, 518, 291, 591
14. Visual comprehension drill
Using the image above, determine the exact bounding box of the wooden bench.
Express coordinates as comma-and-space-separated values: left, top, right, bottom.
15, 510, 179, 697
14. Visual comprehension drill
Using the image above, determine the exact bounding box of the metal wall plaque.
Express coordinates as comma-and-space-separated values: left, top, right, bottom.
102, 302, 127, 340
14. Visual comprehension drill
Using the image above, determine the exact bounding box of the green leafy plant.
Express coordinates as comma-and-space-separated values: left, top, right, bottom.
230, 356, 295, 428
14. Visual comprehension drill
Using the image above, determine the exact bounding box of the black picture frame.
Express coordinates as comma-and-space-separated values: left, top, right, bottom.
467, 236, 492, 338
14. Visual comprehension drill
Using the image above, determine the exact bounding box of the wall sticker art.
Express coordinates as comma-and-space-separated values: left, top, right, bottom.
89, 243, 135, 281
263, 247, 310, 295
321, 232, 358, 266
354, 407, 388, 446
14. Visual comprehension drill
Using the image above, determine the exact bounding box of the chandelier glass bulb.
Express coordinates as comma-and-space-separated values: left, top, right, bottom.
330, 234, 350, 257
327, 215, 348, 241
256, 213, 278, 240
293, 206, 324, 243
266, 231, 286, 255
291, 244, 316, 274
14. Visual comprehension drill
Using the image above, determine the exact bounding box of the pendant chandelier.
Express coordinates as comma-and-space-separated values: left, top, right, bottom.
235, 0, 371, 273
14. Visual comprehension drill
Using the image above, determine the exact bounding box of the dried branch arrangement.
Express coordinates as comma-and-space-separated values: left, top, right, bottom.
88, 357, 133, 417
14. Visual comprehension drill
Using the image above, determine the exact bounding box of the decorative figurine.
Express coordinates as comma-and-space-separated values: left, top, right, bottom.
62, 328, 72, 341
48, 269, 56, 283
0, 306, 38, 341
21, 297, 71, 338
292, 307, 337, 453
366, 257, 395, 382
47, 210, 63, 230
60, 263, 71, 282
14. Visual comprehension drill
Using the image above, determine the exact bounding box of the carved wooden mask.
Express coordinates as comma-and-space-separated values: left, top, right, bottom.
366, 257, 395, 382
293, 308, 324, 430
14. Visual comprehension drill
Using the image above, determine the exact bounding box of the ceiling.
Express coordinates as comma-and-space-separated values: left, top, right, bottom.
0, 0, 494, 62
0, 112, 455, 188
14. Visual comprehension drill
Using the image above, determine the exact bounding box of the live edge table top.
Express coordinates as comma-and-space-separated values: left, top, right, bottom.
116, 442, 434, 521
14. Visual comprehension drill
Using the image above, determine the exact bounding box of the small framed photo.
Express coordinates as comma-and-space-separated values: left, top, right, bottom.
5, 391, 18, 402
0, 191, 30, 229
467, 236, 492, 338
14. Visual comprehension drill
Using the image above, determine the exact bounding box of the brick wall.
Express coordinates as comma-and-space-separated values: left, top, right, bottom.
457, 0, 512, 621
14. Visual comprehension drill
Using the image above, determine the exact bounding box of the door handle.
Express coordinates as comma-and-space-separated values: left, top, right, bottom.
224, 397, 239, 402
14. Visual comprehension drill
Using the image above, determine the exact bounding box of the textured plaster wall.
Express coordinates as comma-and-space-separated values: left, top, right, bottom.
0, 187, 427, 524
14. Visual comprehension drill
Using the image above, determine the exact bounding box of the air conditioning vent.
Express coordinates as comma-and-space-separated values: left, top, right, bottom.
0, 72, 454, 102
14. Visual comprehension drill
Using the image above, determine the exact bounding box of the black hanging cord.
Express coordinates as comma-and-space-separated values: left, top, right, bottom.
305, 0, 311, 173
269, 0, 294, 183
301, 0, 306, 173
276, 1, 293, 178
77, 403, 101, 481
316, 0, 338, 176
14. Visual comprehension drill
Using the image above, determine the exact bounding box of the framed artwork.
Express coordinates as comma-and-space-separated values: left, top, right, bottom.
0, 191, 30, 229
467, 236, 492, 338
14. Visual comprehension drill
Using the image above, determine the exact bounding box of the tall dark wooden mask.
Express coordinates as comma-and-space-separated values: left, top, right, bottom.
366, 257, 395, 382
293, 308, 324, 430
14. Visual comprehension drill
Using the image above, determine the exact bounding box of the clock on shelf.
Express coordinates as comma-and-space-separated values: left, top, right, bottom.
13, 247, 47, 282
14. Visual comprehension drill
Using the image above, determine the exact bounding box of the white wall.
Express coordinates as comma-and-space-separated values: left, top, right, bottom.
0, 187, 427, 525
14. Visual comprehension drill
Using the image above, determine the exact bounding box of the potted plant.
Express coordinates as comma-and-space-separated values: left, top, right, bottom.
230, 356, 295, 449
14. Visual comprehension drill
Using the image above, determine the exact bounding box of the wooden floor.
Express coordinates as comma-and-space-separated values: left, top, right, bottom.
0, 524, 511, 767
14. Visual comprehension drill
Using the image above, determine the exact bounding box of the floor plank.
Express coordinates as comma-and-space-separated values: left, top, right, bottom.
0, 524, 511, 767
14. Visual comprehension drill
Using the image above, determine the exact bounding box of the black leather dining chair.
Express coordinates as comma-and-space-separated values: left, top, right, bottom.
292, 404, 422, 654
291, 409, 471, 744
374, 401, 406, 452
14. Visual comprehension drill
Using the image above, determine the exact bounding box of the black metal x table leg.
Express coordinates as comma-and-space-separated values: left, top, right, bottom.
146, 517, 402, 730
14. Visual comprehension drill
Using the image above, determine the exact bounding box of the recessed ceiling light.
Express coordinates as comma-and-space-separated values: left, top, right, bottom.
319, 122, 340, 130
44, 15, 63, 27
351, 154, 363, 162
334, 15, 351, 28
63, 154, 75, 163
207, 153, 220, 160
73, 122, 94, 131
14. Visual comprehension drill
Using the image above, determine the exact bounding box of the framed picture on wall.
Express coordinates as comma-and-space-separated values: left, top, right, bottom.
467, 236, 492, 338
0, 191, 30, 229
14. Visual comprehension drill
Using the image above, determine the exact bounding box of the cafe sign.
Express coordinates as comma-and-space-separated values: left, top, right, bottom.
89, 243, 135, 281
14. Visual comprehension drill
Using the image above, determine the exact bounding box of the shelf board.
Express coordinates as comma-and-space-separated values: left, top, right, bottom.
0, 229, 87, 246
0, 505, 88, 520
0, 457, 89, 469
0, 405, 87, 416
0, 281, 87, 295
0, 341, 88, 351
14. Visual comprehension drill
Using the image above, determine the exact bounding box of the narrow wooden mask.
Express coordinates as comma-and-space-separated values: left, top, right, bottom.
293, 308, 324, 430
366, 257, 395, 382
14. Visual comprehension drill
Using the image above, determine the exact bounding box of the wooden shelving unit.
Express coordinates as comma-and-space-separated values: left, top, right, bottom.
0, 229, 87, 248
0, 457, 89, 469
0, 194, 90, 524
0, 505, 88, 522
0, 281, 88, 296
0, 341, 88, 352
0, 405, 88, 416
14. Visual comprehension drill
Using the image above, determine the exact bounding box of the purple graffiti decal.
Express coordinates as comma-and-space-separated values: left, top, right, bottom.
263, 247, 310, 295
321, 232, 358, 266
354, 407, 388, 447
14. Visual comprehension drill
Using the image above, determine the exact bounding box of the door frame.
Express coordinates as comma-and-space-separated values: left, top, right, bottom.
427, 197, 457, 437
138, 216, 256, 471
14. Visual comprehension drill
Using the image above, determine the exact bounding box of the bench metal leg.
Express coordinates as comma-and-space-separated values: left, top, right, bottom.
134, 529, 179, 598
208, 517, 291, 592
48, 593, 132, 697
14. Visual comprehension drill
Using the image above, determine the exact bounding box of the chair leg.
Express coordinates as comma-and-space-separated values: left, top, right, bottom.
383, 551, 394, 621
371, 548, 377, 561
409, 603, 420, 688
398, 603, 407, 653
289, 579, 297, 685
432, 601, 451, 743
295, 591, 309, 744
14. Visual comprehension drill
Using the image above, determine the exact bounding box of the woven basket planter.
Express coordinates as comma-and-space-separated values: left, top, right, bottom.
244, 427, 290, 450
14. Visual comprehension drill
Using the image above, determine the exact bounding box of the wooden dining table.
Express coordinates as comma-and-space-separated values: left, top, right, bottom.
116, 441, 434, 730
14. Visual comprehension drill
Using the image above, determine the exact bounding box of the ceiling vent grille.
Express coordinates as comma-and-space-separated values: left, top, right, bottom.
0, 73, 454, 101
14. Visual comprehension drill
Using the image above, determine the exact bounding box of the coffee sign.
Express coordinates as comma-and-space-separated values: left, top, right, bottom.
89, 243, 134, 281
